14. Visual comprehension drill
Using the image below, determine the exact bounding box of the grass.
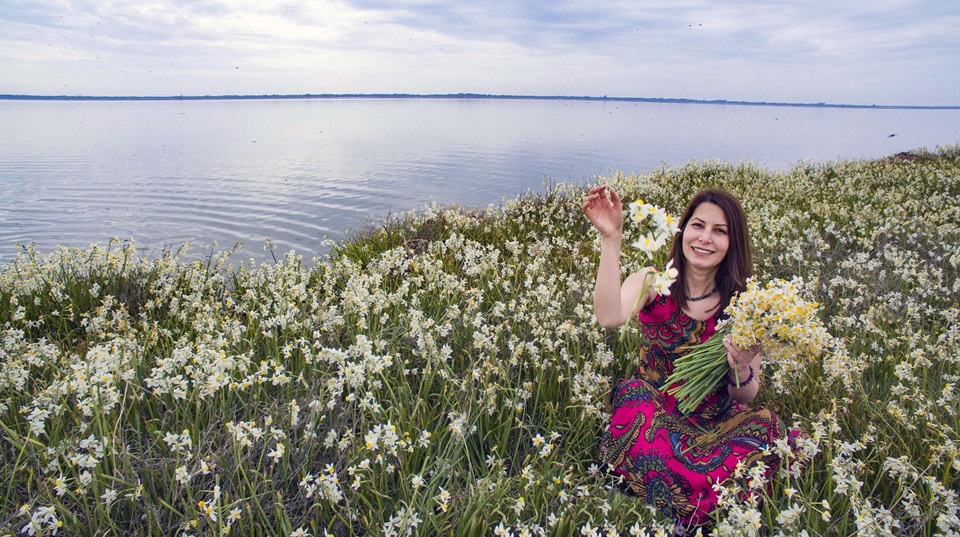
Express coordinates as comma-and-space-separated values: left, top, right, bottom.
1, 146, 958, 536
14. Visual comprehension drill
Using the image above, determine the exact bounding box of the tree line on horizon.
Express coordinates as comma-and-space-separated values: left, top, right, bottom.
0, 92, 954, 109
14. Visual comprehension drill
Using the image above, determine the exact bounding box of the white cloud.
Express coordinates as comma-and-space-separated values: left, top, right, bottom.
0, 0, 956, 104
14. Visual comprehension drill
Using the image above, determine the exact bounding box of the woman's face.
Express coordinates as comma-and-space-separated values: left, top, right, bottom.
681, 202, 729, 272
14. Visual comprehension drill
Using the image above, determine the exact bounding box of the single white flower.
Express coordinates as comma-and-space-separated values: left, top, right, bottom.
267, 442, 285, 463
631, 233, 667, 260
174, 466, 190, 485
100, 488, 118, 505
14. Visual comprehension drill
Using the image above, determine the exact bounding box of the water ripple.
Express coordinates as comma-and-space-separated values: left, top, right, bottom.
1, 99, 957, 264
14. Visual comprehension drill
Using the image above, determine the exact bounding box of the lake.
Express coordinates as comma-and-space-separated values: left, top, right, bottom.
1, 98, 958, 264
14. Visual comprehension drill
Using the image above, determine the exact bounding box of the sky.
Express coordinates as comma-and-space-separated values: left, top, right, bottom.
1, 1, 958, 106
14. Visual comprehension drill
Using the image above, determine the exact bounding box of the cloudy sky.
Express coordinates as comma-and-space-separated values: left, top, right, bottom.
1, 1, 957, 106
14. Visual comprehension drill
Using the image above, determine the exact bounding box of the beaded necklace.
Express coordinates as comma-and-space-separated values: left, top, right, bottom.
688, 286, 718, 301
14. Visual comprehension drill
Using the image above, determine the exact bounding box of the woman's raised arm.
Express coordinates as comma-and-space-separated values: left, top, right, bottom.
583, 185, 654, 328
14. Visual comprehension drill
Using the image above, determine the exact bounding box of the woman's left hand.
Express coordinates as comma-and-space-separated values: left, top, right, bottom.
723, 337, 762, 402
723, 337, 760, 375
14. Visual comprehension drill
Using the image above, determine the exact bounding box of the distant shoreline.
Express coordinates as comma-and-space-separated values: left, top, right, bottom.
1, 92, 957, 110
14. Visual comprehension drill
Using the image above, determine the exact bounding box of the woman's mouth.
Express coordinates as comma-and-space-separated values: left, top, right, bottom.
692, 246, 713, 255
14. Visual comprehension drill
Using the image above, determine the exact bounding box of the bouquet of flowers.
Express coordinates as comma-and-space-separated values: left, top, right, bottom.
663, 277, 830, 415
619, 199, 680, 340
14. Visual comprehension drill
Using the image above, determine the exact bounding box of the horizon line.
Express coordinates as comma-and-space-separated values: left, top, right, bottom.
0, 92, 957, 110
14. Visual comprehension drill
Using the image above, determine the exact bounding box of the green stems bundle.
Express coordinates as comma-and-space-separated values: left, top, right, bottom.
663, 323, 732, 415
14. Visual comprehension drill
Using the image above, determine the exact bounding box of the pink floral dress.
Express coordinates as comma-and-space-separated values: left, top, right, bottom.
598, 294, 798, 527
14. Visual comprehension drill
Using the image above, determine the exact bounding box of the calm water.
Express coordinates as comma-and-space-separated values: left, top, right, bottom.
1, 98, 958, 264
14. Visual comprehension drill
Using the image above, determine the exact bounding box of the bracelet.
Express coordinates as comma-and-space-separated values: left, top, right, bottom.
726, 365, 754, 388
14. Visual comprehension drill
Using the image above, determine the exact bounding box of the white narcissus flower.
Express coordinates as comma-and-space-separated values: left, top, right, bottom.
53, 475, 68, 496
663, 258, 679, 280
100, 488, 118, 505
652, 260, 678, 296
174, 466, 190, 485
776, 503, 805, 526
651, 206, 669, 228
267, 442, 285, 463
631, 233, 667, 260
663, 212, 681, 235
628, 200, 656, 223
198, 500, 216, 522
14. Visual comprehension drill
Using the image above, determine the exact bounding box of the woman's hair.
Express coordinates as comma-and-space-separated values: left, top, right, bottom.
667, 188, 753, 314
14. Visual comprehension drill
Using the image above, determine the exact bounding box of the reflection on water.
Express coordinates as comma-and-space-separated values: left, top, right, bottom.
0, 98, 957, 264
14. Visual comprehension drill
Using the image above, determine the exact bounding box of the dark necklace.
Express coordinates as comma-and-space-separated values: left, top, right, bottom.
688, 286, 718, 301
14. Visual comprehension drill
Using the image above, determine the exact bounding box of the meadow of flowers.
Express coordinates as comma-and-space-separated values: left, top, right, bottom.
1, 146, 958, 536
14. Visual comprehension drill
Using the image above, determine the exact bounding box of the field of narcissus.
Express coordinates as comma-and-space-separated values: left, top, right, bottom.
1, 146, 958, 536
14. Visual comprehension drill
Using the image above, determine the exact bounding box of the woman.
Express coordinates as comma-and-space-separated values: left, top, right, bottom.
583, 185, 795, 530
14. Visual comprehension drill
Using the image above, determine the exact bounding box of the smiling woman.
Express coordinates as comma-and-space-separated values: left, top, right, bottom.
669, 190, 752, 315
681, 204, 730, 278
585, 186, 803, 531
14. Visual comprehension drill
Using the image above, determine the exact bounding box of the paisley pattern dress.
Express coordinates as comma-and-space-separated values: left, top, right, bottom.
598, 294, 795, 527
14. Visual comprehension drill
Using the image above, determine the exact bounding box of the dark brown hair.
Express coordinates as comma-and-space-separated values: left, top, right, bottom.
667, 188, 752, 314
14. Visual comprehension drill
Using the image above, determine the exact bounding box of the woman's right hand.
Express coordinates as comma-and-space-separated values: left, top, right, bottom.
582, 185, 624, 239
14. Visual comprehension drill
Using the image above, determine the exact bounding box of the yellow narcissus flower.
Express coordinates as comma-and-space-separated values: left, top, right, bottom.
726, 278, 828, 362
